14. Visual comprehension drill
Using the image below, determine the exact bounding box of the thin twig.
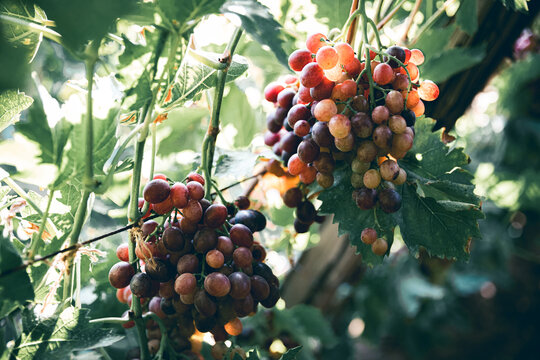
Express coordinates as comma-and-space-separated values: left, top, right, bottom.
401, 0, 423, 43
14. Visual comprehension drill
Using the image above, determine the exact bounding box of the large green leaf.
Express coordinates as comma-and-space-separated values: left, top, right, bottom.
33, 0, 135, 49
157, 0, 225, 30
311, 0, 350, 28
456, 0, 478, 35
214, 148, 260, 179
421, 45, 486, 83
279, 346, 302, 360
0, 234, 34, 318
163, 51, 248, 110
219, 84, 260, 147
414, 24, 457, 56
9, 306, 123, 359
157, 106, 209, 156
0, 90, 33, 133
221, 0, 288, 66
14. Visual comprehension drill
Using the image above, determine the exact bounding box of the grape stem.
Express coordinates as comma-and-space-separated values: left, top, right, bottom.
376, 0, 408, 30
359, 0, 376, 109
201, 27, 243, 198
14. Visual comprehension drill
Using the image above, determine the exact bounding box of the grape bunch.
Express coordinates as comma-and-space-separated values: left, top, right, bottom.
109, 173, 279, 358
263, 33, 439, 255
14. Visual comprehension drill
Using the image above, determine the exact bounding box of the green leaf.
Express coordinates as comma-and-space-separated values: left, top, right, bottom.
157, 0, 225, 29
157, 106, 209, 156
0, 37, 30, 91
279, 346, 302, 360
498, 0, 529, 12
0, 89, 33, 134
0, 234, 34, 318
118, 34, 148, 67
414, 24, 457, 56
123, 70, 153, 111
318, 166, 396, 266
214, 148, 260, 179
311, 0, 350, 27
221, 0, 288, 67
219, 84, 261, 147
9, 307, 123, 359
0, 0, 47, 62
421, 45, 486, 83
163, 51, 249, 110
33, 0, 135, 49
456, 0, 478, 35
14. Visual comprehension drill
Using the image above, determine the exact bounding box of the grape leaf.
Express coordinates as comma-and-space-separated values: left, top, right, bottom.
318, 166, 396, 265
456, 0, 478, 35
157, 107, 209, 156
9, 306, 123, 359
162, 51, 248, 110
421, 45, 486, 83
157, 0, 225, 29
33, 0, 135, 49
219, 84, 261, 147
279, 346, 302, 360
311, 0, 350, 28
413, 24, 457, 56
0, 90, 33, 134
0, 234, 34, 319
214, 148, 260, 179
221, 0, 288, 67
498, 0, 529, 12
118, 34, 148, 67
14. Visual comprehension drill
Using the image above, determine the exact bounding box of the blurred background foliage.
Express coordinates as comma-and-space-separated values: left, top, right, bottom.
0, 0, 539, 359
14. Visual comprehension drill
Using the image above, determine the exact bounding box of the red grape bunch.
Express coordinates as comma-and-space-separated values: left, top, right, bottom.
263, 33, 439, 255
109, 172, 279, 357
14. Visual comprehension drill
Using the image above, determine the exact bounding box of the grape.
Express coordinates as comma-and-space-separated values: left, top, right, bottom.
176, 254, 199, 274
170, 183, 189, 209
194, 228, 218, 253
392, 73, 409, 91
280, 132, 302, 153
179, 217, 197, 236
187, 172, 205, 185
146, 258, 173, 282
233, 210, 266, 232
161, 226, 184, 252
313, 99, 337, 122
273, 107, 288, 126
372, 238, 388, 255
250, 275, 270, 301
404, 48, 412, 64
373, 125, 393, 149
288, 49, 312, 71
175, 273, 197, 295
361, 228, 377, 245
224, 318, 243, 336
411, 99, 425, 117
316, 172, 334, 188
379, 159, 400, 181
183, 199, 203, 223
264, 131, 280, 146
405, 89, 420, 109
334, 42, 355, 64
344, 57, 361, 77
287, 154, 308, 176
373, 63, 394, 85
152, 196, 174, 215
234, 295, 255, 318
159, 281, 175, 299
294, 120, 311, 137
287, 104, 310, 127
230, 224, 254, 248
116, 243, 129, 262
388, 115, 407, 134
310, 76, 335, 101
160, 297, 176, 315
283, 187, 303, 208
260, 286, 280, 308
351, 158, 370, 174
306, 33, 328, 53
298, 139, 320, 163
351, 113, 374, 138
264, 82, 284, 103
194, 290, 217, 317
298, 85, 314, 103
312, 121, 333, 147
138, 198, 152, 219
296, 201, 316, 224
371, 105, 390, 124
266, 116, 282, 133
335, 133, 355, 152
355, 188, 377, 210
284, 74, 298, 84
407, 63, 419, 81
316, 46, 339, 70
392, 168, 407, 185
313, 152, 335, 174
378, 188, 402, 213
136, 238, 163, 261
213, 237, 233, 260
384, 46, 405, 68
356, 140, 378, 162
143, 179, 170, 204
324, 64, 343, 82
204, 204, 228, 228
204, 272, 231, 297
409, 49, 425, 65
205, 249, 225, 269
363, 168, 381, 189
299, 165, 317, 184
385, 90, 404, 114
294, 218, 311, 233
300, 62, 324, 88
351, 173, 364, 188
401, 109, 416, 127
130, 272, 152, 298
329, 114, 351, 139
233, 247, 253, 268
418, 80, 439, 101
109, 262, 135, 289
332, 79, 357, 101
277, 88, 296, 109
234, 196, 250, 211
228, 272, 251, 299
352, 95, 369, 112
